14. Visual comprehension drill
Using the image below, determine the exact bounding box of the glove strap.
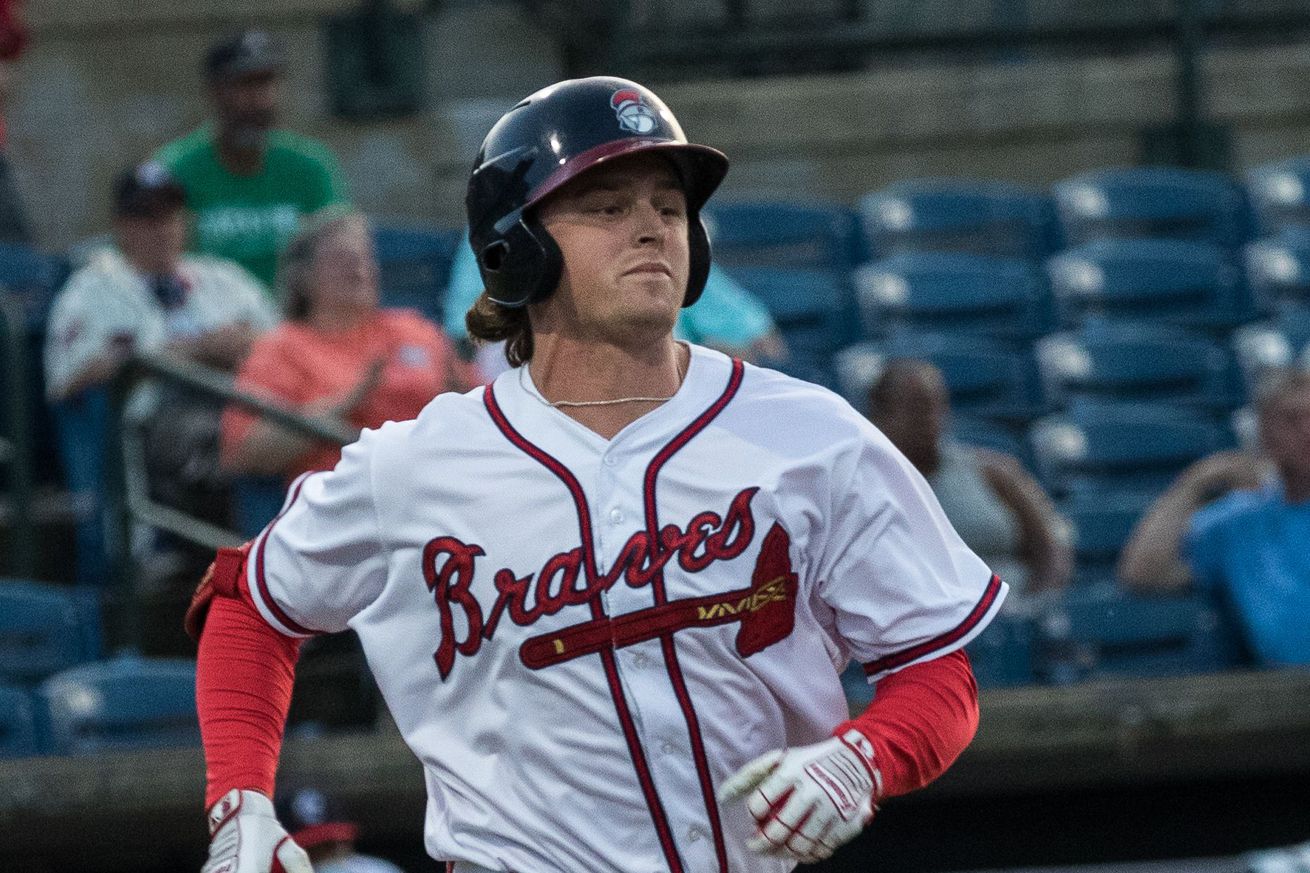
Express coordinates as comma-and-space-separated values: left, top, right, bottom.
207, 788, 275, 837
838, 728, 885, 805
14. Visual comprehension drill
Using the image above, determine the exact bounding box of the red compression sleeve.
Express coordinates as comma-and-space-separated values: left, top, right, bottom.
196, 594, 301, 809
835, 648, 980, 800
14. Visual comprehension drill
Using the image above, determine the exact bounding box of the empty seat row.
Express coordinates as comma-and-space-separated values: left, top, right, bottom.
0, 654, 198, 758
842, 586, 1250, 697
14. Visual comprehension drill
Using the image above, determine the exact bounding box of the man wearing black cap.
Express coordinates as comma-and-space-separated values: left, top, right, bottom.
44, 161, 275, 402
154, 28, 348, 291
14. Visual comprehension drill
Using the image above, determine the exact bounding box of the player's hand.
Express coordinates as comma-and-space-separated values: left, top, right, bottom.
717, 729, 882, 865
201, 789, 314, 873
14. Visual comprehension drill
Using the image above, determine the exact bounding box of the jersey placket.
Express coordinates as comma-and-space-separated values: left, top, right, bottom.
593, 442, 717, 873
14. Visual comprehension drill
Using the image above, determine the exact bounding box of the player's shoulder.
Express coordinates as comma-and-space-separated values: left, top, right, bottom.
372, 379, 489, 449
729, 352, 870, 432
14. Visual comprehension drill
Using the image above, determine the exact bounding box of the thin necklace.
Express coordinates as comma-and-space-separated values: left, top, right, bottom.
535, 350, 688, 409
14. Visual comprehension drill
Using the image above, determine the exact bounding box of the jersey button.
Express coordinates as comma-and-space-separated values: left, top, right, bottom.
660, 740, 676, 755
609, 508, 623, 524
603, 454, 617, 467
687, 826, 705, 842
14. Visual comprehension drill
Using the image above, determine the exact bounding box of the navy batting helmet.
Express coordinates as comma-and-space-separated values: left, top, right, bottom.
465, 76, 729, 309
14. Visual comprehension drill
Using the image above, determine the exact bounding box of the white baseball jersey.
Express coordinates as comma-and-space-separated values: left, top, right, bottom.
248, 343, 1007, 873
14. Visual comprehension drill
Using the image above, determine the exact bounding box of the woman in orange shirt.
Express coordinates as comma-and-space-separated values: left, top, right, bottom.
222, 209, 482, 480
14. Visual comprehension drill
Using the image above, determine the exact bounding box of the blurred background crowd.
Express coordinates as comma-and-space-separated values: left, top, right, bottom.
1, 2, 1308, 873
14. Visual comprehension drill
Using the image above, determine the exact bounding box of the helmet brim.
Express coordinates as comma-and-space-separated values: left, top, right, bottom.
525, 138, 729, 215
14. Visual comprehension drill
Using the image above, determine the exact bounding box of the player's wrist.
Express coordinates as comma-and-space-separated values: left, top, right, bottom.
832, 722, 887, 802
206, 788, 274, 836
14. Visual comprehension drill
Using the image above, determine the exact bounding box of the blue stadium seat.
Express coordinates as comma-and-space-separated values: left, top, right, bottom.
1231, 307, 1310, 391
1036, 322, 1246, 413
1053, 166, 1254, 250
0, 242, 69, 332
1, 243, 72, 490
232, 475, 289, 539
371, 224, 462, 322
701, 199, 866, 272
1034, 587, 1244, 683
1046, 239, 1259, 333
1245, 154, 1310, 237
1058, 491, 1153, 587
37, 655, 199, 755
1030, 403, 1236, 497
834, 334, 1046, 424
0, 580, 98, 685
966, 614, 1037, 688
1244, 237, 1310, 312
859, 178, 1062, 261
855, 251, 1057, 342
727, 265, 853, 356
0, 683, 39, 758
951, 415, 1036, 473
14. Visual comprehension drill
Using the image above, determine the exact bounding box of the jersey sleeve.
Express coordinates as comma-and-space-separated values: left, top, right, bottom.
243, 430, 388, 636
815, 425, 1008, 682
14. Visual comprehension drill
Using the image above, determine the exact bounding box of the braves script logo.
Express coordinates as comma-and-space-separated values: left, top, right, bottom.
423, 487, 797, 678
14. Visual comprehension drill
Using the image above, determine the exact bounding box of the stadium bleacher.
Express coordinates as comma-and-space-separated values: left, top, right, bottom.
6, 151, 1310, 761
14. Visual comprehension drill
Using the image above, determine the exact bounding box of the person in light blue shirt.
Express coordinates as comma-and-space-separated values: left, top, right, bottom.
444, 230, 787, 377
1120, 368, 1310, 666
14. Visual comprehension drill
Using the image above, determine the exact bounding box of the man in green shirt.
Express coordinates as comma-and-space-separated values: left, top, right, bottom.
155, 29, 349, 293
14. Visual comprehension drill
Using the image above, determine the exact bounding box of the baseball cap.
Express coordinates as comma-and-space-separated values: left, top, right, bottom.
112, 161, 187, 219
276, 786, 359, 850
203, 28, 285, 81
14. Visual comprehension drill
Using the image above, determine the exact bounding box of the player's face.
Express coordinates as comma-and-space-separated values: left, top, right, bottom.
307, 220, 380, 316
535, 153, 690, 346
1260, 382, 1310, 479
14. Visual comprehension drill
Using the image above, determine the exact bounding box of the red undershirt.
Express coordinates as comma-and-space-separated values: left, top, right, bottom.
196, 593, 979, 809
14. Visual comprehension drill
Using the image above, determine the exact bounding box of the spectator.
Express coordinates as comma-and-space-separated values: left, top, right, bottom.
0, 0, 31, 243
868, 359, 1072, 600
155, 28, 348, 292
1119, 368, 1310, 666
276, 785, 408, 873
222, 209, 482, 481
44, 161, 274, 402
43, 161, 275, 586
443, 228, 788, 378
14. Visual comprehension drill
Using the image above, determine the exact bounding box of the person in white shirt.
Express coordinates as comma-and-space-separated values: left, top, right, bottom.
44, 161, 276, 402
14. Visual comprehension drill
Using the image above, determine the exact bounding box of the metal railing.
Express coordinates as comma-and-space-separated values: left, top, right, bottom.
105, 352, 355, 650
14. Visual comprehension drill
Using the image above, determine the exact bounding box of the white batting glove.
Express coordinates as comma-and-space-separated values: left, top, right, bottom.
202, 789, 314, 873
718, 729, 883, 865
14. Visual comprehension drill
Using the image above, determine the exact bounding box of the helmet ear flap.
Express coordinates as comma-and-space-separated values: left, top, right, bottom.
683, 214, 712, 308
479, 216, 563, 308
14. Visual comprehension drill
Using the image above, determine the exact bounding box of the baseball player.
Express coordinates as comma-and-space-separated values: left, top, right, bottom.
190, 77, 1007, 873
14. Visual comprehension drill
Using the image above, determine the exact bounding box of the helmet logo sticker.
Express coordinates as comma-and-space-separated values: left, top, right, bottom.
610, 89, 658, 134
